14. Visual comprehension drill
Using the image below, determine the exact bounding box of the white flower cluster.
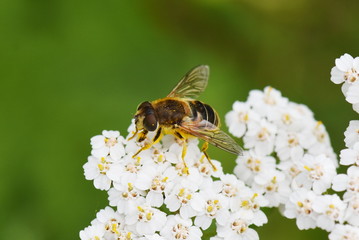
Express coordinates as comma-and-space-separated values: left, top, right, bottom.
329, 53, 359, 240
331, 53, 359, 113
80, 54, 359, 239
226, 52, 359, 239
81, 129, 268, 240
226, 87, 341, 233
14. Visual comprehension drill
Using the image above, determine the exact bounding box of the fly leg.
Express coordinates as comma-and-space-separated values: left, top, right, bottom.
132, 128, 162, 158
127, 127, 139, 140
200, 142, 217, 171
174, 131, 189, 174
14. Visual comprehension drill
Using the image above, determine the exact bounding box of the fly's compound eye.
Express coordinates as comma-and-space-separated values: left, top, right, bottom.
143, 113, 158, 131
137, 101, 151, 111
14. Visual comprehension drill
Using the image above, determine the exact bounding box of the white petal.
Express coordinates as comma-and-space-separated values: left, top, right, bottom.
330, 67, 345, 84
336, 53, 353, 71
353, 57, 359, 70
332, 174, 349, 192
137, 222, 154, 235
83, 162, 99, 180
316, 215, 335, 231
195, 215, 212, 230
216, 210, 230, 226
340, 148, 357, 165
106, 164, 122, 182
125, 213, 138, 225
245, 228, 259, 240
353, 103, 359, 114
91, 147, 109, 158
110, 145, 125, 160
164, 195, 181, 212
91, 135, 106, 148
252, 211, 268, 226
146, 191, 164, 207
191, 194, 205, 212
296, 215, 316, 230
180, 205, 196, 219
94, 175, 111, 190
346, 85, 359, 104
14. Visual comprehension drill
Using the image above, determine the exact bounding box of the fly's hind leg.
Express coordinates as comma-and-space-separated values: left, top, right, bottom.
132, 128, 162, 158
200, 142, 217, 171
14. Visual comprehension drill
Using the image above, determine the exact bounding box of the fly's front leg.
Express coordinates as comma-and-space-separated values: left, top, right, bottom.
137, 130, 148, 142
200, 142, 217, 171
127, 125, 139, 141
132, 128, 162, 158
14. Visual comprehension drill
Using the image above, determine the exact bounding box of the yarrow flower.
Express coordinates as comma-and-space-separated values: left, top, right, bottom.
226, 85, 338, 215
293, 154, 336, 194
329, 224, 359, 240
216, 212, 259, 240
160, 215, 202, 240
81, 55, 359, 239
312, 194, 346, 231
344, 121, 359, 148
224, 78, 359, 238
330, 53, 359, 113
283, 188, 318, 230
81, 127, 266, 239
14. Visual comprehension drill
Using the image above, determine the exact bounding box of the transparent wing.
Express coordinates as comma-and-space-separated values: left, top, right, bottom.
179, 120, 243, 155
167, 65, 209, 99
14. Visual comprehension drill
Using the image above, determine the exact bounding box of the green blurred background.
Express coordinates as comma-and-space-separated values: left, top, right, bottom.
1, 0, 358, 239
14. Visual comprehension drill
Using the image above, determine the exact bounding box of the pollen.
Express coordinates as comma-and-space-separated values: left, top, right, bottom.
282, 113, 292, 124
257, 128, 270, 141
157, 154, 164, 163
135, 157, 141, 165
207, 205, 214, 212
126, 232, 132, 240
179, 188, 185, 197
111, 223, 119, 234
241, 113, 248, 122
251, 193, 258, 200
271, 176, 277, 184
97, 164, 104, 171
146, 212, 153, 221
304, 165, 312, 171
297, 201, 303, 208
181, 167, 189, 175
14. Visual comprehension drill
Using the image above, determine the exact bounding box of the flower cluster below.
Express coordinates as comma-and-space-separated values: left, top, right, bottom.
81, 129, 268, 240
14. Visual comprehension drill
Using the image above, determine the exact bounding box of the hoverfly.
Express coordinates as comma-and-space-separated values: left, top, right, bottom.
129, 65, 242, 171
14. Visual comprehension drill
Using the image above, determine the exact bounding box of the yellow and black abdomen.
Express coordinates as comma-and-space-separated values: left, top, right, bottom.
188, 100, 220, 127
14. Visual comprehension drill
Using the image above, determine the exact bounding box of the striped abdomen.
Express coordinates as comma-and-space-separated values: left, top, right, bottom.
188, 100, 220, 127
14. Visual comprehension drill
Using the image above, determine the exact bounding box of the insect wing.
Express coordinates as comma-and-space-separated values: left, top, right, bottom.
167, 65, 209, 99
179, 120, 243, 155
